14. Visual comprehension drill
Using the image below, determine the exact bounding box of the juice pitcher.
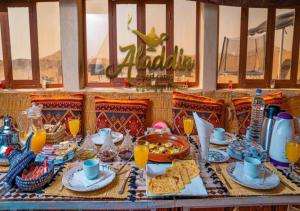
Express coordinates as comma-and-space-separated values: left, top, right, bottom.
18, 103, 46, 153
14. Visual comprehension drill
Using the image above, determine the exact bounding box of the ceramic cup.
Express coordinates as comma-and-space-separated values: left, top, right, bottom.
98, 128, 112, 140
83, 159, 100, 180
243, 157, 262, 178
213, 128, 225, 140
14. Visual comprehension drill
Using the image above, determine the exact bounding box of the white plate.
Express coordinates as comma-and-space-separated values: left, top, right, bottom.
91, 131, 123, 145
210, 132, 236, 145
146, 164, 207, 197
62, 164, 116, 192
208, 149, 230, 163
226, 162, 280, 190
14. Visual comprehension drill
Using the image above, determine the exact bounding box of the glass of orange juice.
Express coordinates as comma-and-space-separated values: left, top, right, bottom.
286, 140, 300, 175
134, 142, 149, 171
31, 130, 47, 154
183, 116, 194, 141
68, 118, 80, 141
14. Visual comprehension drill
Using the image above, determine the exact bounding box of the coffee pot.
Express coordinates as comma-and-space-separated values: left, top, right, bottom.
0, 114, 20, 160
269, 112, 294, 168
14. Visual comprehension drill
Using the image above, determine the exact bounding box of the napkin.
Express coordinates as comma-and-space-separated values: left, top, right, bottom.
193, 112, 214, 139
193, 112, 214, 160
71, 170, 113, 188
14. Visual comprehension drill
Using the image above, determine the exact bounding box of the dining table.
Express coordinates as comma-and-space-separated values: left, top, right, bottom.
0, 136, 299, 211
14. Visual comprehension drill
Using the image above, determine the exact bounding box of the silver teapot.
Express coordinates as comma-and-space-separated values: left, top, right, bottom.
0, 114, 20, 159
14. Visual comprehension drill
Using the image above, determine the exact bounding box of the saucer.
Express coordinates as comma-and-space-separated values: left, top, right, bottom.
62, 164, 116, 192
210, 132, 236, 146
91, 131, 123, 145
208, 149, 229, 163
226, 162, 280, 190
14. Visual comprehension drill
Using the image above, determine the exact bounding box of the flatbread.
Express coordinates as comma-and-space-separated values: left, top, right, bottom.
148, 175, 180, 194
172, 159, 200, 179
165, 167, 185, 190
171, 162, 190, 184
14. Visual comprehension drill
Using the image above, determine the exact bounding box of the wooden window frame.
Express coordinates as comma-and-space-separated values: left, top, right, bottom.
0, 0, 63, 89
84, 0, 200, 88
217, 6, 300, 89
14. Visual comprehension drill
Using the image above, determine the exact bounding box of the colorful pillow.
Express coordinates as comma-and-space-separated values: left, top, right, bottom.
31, 93, 84, 136
232, 92, 284, 135
172, 91, 225, 135
95, 96, 149, 137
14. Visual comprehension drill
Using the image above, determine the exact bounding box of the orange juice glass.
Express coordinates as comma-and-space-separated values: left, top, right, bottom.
286, 141, 300, 174
134, 144, 149, 169
68, 119, 80, 140
183, 117, 194, 137
31, 130, 47, 153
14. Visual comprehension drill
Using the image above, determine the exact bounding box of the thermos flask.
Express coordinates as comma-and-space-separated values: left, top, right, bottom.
261, 105, 280, 153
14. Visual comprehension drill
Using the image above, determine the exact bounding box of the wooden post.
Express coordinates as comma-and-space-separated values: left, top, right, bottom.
199, 3, 218, 90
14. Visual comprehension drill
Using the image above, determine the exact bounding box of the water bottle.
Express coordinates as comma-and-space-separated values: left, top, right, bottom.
249, 88, 265, 142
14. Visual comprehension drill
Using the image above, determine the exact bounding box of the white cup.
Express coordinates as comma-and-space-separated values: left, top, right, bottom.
98, 128, 112, 140
243, 157, 262, 178
213, 128, 225, 140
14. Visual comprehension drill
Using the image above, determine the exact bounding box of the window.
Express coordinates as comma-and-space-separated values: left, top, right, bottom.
217, 7, 300, 88
0, 1, 62, 89
84, 0, 200, 87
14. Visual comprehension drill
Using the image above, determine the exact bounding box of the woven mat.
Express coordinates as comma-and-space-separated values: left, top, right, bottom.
44, 163, 130, 199
211, 162, 300, 196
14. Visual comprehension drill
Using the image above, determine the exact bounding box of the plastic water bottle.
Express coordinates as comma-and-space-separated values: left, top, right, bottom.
249, 88, 265, 142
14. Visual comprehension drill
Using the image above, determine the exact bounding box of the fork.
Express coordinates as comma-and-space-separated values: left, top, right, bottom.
215, 163, 232, 189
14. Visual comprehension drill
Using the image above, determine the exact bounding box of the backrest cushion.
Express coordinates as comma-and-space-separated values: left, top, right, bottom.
172, 91, 225, 135
31, 93, 84, 136
95, 96, 149, 137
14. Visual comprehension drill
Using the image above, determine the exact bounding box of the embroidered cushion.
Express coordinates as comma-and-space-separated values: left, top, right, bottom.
172, 91, 225, 135
95, 96, 149, 137
31, 93, 84, 135
232, 92, 284, 135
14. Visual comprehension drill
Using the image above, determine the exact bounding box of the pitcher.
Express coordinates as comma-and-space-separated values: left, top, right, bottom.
18, 103, 46, 153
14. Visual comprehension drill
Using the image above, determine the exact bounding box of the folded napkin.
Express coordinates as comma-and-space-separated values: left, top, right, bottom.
71, 170, 113, 188
193, 112, 214, 139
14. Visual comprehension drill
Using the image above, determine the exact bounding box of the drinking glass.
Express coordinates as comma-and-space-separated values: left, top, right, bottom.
286, 141, 300, 175
183, 117, 194, 141
68, 119, 80, 141
134, 143, 149, 169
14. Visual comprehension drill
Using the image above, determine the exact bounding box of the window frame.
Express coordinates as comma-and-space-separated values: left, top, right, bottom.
0, 0, 63, 89
217, 7, 300, 89
84, 0, 200, 88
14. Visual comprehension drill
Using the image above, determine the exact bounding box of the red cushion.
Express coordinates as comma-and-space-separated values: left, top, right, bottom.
31, 93, 84, 136
95, 96, 149, 137
172, 91, 224, 135
232, 92, 284, 135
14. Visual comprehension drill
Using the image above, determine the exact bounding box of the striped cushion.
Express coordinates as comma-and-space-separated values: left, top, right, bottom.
172, 91, 224, 135
31, 93, 84, 136
95, 96, 149, 137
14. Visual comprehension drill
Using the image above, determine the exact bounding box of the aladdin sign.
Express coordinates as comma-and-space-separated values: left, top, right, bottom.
105, 16, 195, 86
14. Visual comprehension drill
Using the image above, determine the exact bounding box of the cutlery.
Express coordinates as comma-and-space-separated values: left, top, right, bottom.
215, 163, 232, 189
116, 153, 133, 175
118, 170, 131, 194
86, 173, 113, 188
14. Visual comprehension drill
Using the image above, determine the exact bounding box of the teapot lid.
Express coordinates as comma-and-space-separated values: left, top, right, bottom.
278, 112, 293, 120
0, 114, 17, 134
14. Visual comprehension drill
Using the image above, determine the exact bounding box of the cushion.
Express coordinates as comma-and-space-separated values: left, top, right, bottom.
172, 91, 225, 135
31, 93, 84, 136
232, 92, 284, 135
95, 96, 149, 137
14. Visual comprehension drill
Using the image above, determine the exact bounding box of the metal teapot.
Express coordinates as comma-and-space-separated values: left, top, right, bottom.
0, 114, 20, 159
